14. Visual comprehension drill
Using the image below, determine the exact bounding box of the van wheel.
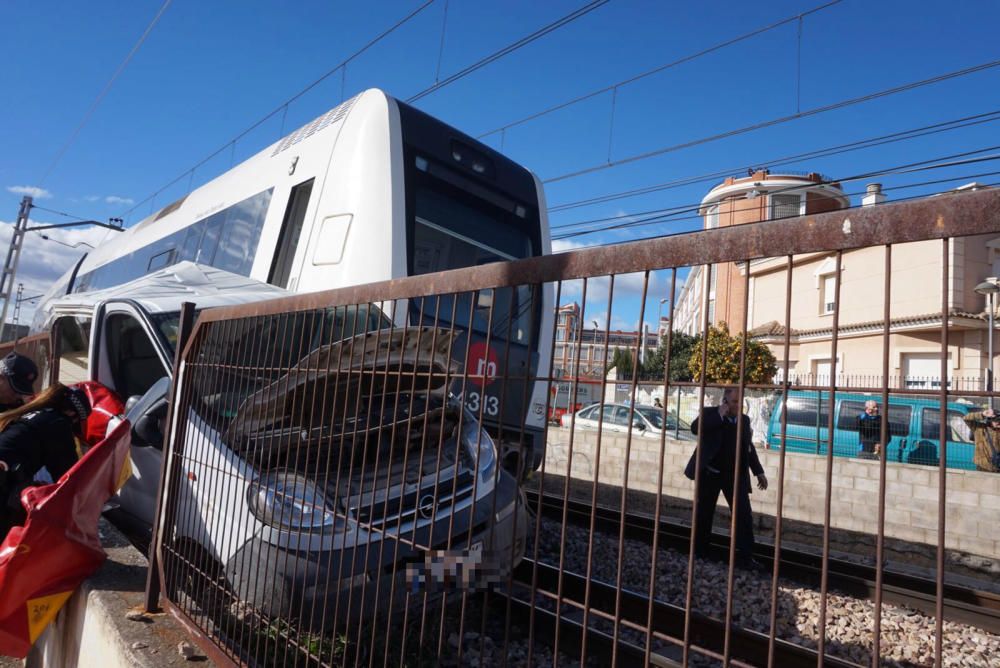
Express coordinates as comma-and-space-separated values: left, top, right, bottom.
163, 539, 233, 625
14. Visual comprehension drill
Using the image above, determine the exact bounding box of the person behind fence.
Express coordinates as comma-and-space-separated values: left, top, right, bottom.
962, 406, 1000, 473
857, 400, 883, 460
685, 388, 768, 569
0, 352, 38, 412
653, 397, 663, 409
0, 384, 92, 540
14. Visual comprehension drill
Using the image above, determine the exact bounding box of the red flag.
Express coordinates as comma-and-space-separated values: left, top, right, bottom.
0, 418, 131, 657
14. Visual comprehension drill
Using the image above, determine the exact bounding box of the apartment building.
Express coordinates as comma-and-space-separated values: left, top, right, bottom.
554, 302, 661, 378
674, 170, 996, 389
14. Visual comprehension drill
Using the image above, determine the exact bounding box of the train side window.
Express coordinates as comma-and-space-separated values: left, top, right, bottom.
54, 316, 91, 385
197, 212, 225, 266
147, 248, 176, 272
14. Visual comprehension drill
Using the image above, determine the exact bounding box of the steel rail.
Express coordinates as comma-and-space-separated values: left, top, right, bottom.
526, 490, 1000, 635
505, 558, 858, 668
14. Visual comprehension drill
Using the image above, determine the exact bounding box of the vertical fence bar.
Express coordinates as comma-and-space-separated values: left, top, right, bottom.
817, 250, 844, 665
872, 244, 893, 667
526, 280, 563, 668
610, 272, 650, 665
643, 268, 676, 666
936, 238, 950, 667
722, 260, 753, 666
683, 262, 715, 666
767, 255, 794, 667
553, 277, 589, 665
144, 301, 196, 612
579, 275, 614, 666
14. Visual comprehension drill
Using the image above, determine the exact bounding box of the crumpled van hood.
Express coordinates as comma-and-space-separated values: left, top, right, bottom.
223, 326, 459, 447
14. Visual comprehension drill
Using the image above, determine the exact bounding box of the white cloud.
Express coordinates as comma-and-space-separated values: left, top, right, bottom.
105, 195, 134, 206
6, 185, 52, 199
0, 220, 113, 327
84, 195, 101, 202
551, 238, 588, 253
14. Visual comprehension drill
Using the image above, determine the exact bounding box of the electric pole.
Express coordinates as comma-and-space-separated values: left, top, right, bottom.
9, 283, 23, 339
0, 197, 31, 341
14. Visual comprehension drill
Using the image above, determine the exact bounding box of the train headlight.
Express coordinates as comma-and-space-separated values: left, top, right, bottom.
247, 471, 349, 532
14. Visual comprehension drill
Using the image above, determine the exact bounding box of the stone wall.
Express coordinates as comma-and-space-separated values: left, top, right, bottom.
542, 426, 1000, 572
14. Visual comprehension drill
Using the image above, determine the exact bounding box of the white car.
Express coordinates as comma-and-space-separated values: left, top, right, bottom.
560, 402, 692, 439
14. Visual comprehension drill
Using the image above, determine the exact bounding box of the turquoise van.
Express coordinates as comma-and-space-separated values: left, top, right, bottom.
765, 391, 978, 470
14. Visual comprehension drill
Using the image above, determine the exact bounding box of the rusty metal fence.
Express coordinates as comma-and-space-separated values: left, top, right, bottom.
149, 188, 1000, 667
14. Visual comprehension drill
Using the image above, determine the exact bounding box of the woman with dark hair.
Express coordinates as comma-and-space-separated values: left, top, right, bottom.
0, 383, 92, 538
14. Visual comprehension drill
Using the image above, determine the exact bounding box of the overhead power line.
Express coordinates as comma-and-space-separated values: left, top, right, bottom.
552, 147, 1000, 240
406, 0, 609, 103
476, 0, 843, 139
548, 109, 1000, 213
40, 0, 173, 184
543, 57, 1000, 185
120, 0, 436, 220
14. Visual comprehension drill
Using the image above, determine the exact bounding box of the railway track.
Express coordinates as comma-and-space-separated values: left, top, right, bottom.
502, 558, 857, 667
525, 489, 1000, 636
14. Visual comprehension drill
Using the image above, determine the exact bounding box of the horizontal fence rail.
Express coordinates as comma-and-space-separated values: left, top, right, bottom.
149, 188, 1000, 667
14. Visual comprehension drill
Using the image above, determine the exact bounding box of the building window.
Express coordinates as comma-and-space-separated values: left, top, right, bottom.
706, 204, 719, 229
770, 194, 802, 220
821, 273, 836, 315
556, 328, 565, 342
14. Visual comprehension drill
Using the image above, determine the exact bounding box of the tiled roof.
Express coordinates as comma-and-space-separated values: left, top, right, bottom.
749, 309, 985, 341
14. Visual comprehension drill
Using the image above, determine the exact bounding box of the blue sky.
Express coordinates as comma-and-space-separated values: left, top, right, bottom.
2, 0, 1000, 328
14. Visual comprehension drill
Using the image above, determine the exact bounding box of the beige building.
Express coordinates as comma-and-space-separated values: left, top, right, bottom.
675, 171, 996, 389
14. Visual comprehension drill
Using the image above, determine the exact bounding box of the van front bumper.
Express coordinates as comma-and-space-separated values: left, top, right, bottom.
223, 471, 527, 632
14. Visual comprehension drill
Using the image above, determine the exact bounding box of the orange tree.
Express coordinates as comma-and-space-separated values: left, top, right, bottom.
687, 323, 777, 384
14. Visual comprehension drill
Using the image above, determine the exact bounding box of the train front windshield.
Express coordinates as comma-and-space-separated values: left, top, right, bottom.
410, 185, 536, 344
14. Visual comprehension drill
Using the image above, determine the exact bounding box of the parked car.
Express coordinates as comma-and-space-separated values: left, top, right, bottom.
560, 402, 692, 440
766, 390, 977, 469
33, 262, 527, 629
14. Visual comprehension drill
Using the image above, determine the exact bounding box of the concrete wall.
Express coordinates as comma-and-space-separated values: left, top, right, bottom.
544, 426, 1000, 562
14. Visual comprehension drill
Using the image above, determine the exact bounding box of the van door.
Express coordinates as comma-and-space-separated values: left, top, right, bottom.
914, 406, 976, 469
94, 302, 173, 530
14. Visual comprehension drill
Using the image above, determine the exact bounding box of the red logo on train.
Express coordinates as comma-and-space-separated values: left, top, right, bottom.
466, 342, 499, 388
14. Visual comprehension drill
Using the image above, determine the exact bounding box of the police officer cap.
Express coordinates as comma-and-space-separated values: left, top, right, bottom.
0, 352, 38, 396
62, 386, 92, 422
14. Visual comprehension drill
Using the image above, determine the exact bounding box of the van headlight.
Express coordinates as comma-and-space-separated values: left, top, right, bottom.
247, 471, 348, 532
461, 418, 496, 479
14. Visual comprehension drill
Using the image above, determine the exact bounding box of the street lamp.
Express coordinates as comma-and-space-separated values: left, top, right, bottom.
975, 279, 999, 405
657, 298, 669, 344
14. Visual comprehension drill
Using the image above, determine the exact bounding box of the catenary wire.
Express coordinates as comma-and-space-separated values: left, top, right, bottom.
551, 146, 1000, 233
406, 0, 608, 103
39, 0, 173, 185
119, 0, 436, 220
476, 0, 843, 139
554, 168, 1000, 241
555, 149, 1000, 239
120, 0, 605, 222
552, 154, 1000, 241
543, 57, 1000, 184
548, 109, 1000, 212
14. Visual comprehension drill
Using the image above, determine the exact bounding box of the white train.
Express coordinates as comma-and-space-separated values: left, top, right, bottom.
35, 88, 553, 474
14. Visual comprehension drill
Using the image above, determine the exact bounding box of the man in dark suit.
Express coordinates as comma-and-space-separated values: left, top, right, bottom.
685, 388, 768, 568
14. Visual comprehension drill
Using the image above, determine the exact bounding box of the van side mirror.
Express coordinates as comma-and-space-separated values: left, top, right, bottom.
126, 376, 171, 449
